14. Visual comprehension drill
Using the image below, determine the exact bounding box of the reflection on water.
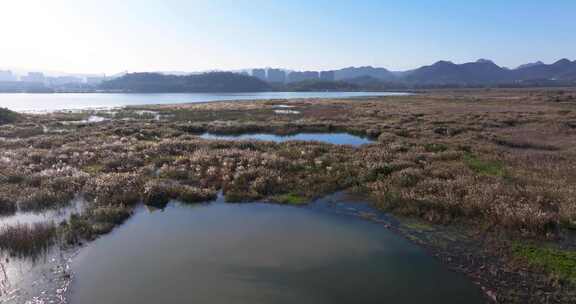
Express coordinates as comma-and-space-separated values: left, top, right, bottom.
0, 247, 71, 304
0, 197, 86, 227
0, 198, 85, 303
69, 195, 485, 304
200, 133, 374, 147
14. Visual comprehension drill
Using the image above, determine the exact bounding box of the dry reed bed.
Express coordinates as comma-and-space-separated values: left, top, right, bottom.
0, 91, 575, 238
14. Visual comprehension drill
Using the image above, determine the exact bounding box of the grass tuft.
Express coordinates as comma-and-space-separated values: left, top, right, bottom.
273, 193, 308, 205
463, 153, 505, 176
513, 243, 576, 284
424, 143, 448, 153
82, 164, 105, 175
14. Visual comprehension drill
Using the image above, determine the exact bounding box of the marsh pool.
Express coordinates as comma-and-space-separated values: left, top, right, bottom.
69, 195, 485, 304
200, 132, 374, 147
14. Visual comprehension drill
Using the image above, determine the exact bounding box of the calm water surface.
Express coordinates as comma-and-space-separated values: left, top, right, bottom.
69, 196, 485, 304
200, 133, 374, 147
0, 92, 409, 112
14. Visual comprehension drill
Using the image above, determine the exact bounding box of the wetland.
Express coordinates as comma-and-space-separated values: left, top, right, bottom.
1, 89, 576, 303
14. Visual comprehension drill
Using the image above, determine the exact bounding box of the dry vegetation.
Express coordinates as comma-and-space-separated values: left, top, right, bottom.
0, 88, 575, 302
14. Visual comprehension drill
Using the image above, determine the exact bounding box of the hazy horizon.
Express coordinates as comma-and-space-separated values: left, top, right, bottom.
1, 0, 575, 75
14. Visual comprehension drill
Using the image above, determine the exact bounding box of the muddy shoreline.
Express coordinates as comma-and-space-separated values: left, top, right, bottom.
307, 191, 575, 303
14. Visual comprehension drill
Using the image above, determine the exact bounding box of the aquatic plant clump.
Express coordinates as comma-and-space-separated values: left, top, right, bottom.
83, 173, 143, 206
0, 196, 17, 215
178, 186, 217, 203
142, 179, 217, 206
0, 222, 57, 258
18, 188, 76, 212
90, 205, 132, 225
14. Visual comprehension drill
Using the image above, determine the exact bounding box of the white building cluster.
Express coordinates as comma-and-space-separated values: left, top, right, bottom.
251, 68, 335, 83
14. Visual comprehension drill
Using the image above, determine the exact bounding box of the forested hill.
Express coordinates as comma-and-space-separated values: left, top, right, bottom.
100, 72, 270, 92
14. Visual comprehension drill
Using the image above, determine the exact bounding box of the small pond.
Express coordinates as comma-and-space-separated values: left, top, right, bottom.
200, 132, 374, 147
69, 194, 485, 304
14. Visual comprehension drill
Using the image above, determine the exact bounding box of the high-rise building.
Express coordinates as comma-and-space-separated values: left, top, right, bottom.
47, 76, 84, 86
21, 72, 46, 83
287, 71, 319, 83
320, 71, 335, 81
251, 69, 267, 81
0, 70, 16, 82
266, 69, 286, 83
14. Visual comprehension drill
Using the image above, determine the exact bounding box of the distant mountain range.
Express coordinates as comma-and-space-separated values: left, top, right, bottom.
332, 59, 576, 86
147, 58, 576, 86
99, 59, 576, 93
334, 66, 396, 82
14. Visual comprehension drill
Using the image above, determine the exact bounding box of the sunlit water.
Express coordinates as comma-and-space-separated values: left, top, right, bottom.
200, 133, 374, 147
0, 197, 86, 227
69, 195, 485, 304
0, 92, 409, 112
0, 199, 86, 304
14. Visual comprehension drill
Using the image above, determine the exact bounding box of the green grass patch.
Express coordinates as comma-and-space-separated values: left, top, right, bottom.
463, 153, 505, 176
404, 221, 436, 232
424, 143, 448, 153
83, 164, 105, 174
364, 164, 395, 182
274, 193, 308, 205
513, 243, 576, 283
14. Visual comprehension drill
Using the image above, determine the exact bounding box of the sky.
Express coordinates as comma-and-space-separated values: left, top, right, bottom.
0, 0, 575, 75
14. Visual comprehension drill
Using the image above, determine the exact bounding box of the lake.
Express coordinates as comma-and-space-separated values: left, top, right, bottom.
69, 194, 485, 304
0, 92, 409, 112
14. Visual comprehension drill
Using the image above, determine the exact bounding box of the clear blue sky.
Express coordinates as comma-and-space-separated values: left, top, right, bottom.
1, 0, 574, 74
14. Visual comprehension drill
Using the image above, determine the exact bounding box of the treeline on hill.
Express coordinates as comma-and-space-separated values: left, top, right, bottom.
100, 72, 271, 93
101, 72, 366, 93
281, 80, 360, 91
99, 72, 414, 93
101, 58, 576, 93
287, 58, 576, 90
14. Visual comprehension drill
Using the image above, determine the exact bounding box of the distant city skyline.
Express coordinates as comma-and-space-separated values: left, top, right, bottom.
1, 57, 576, 85
1, 0, 575, 74
1, 57, 574, 82
2, 57, 576, 93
